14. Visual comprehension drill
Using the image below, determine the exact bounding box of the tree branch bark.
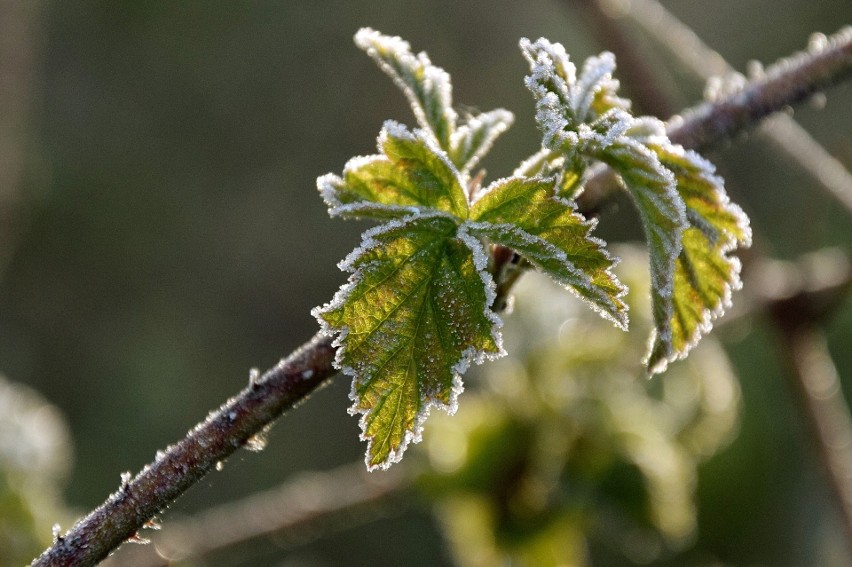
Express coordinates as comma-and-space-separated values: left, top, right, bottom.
31, 26, 852, 567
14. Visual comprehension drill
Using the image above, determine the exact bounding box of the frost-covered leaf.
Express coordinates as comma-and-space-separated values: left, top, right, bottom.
468, 176, 628, 328
449, 109, 515, 175
355, 28, 457, 150
643, 143, 751, 373
314, 215, 503, 469
319, 121, 468, 220
597, 137, 687, 365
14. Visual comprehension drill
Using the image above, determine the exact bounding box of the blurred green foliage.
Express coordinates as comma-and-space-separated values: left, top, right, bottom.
419, 248, 741, 566
0, 374, 72, 566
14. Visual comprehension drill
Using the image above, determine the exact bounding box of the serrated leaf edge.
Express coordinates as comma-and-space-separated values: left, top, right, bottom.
354, 28, 456, 149
318, 121, 469, 220
312, 214, 505, 471
645, 144, 752, 375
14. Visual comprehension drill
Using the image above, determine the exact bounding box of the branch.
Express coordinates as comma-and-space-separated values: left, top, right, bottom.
578, 25, 852, 215
115, 251, 852, 566
32, 334, 336, 567
106, 462, 408, 566
766, 256, 852, 551
31, 29, 852, 567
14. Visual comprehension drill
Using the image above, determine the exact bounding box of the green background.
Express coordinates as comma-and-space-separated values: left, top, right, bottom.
0, 0, 850, 565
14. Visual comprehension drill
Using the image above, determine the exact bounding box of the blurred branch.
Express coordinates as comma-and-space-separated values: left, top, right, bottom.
107, 462, 408, 566
0, 0, 41, 277
768, 267, 852, 551
572, 0, 676, 118
31, 29, 852, 567
602, 0, 852, 215
578, 24, 852, 215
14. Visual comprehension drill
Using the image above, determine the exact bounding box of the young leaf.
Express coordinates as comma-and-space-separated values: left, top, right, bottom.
355, 28, 457, 151
314, 215, 503, 469
319, 121, 469, 221
597, 137, 687, 369
643, 142, 751, 373
467, 176, 628, 328
449, 109, 515, 176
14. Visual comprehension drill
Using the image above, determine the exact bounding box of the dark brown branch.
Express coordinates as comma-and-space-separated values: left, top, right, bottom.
107, 462, 407, 566
31, 28, 852, 567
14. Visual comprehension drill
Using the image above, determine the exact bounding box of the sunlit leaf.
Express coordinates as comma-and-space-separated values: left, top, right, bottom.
449, 109, 515, 175
598, 137, 687, 371
468, 176, 628, 328
314, 215, 502, 469
355, 28, 457, 150
644, 142, 751, 372
319, 121, 469, 220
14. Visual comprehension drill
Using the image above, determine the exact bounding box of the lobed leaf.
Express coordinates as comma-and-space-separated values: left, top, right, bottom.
319, 121, 469, 220
355, 28, 457, 150
644, 142, 751, 373
314, 215, 503, 469
468, 176, 628, 328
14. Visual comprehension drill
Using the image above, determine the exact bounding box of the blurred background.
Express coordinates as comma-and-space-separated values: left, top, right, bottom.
0, 0, 850, 565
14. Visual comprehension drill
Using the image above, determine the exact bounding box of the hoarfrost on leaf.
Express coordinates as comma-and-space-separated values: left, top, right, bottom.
314, 215, 502, 469
519, 36, 749, 374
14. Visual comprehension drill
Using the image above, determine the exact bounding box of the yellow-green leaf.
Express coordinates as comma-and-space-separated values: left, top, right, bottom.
644, 143, 751, 373
468, 176, 628, 328
319, 121, 468, 220
314, 214, 503, 469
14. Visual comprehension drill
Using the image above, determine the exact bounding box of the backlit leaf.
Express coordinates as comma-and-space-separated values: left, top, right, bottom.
644, 142, 751, 372
355, 28, 457, 150
314, 215, 503, 469
319, 121, 469, 220
468, 176, 628, 328
449, 109, 515, 175
597, 137, 687, 371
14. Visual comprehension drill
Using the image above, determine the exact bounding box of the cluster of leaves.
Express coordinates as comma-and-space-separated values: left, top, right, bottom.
419, 253, 741, 566
314, 29, 750, 470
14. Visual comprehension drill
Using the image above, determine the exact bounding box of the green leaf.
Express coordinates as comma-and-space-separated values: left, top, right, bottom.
644, 142, 751, 373
314, 215, 503, 469
319, 121, 469, 220
468, 176, 628, 328
355, 28, 457, 150
449, 109, 515, 175
597, 137, 687, 365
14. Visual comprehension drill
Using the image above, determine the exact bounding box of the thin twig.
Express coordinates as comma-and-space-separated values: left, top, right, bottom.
608, 0, 852, 215
106, 462, 408, 566
31, 30, 852, 567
